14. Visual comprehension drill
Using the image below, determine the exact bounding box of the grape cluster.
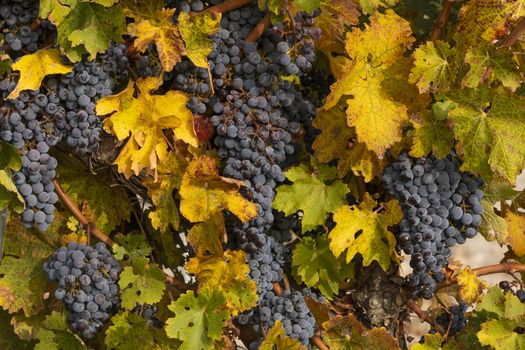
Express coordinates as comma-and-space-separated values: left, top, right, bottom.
43, 242, 121, 339
435, 302, 468, 336
383, 153, 484, 299
0, 0, 54, 56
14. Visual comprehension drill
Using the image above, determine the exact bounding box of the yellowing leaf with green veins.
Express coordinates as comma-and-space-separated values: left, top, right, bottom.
323, 11, 414, 157
98, 76, 198, 178
113, 233, 152, 264
312, 108, 353, 164
445, 88, 525, 184
179, 12, 221, 68
0, 220, 53, 316
187, 213, 225, 257
328, 193, 401, 270
409, 41, 456, 94
7, 49, 72, 100
478, 319, 525, 350
410, 109, 454, 159
39, 0, 75, 27
127, 8, 184, 72
321, 314, 400, 350
457, 268, 488, 304
179, 156, 257, 223
0, 170, 24, 213
273, 160, 349, 232
463, 46, 522, 91
186, 250, 258, 315
105, 311, 176, 350
260, 320, 306, 350
118, 257, 166, 310
34, 311, 86, 350
478, 286, 525, 319
55, 150, 131, 234
411, 333, 445, 350
316, 0, 360, 54
144, 153, 188, 233
358, 0, 398, 14
165, 290, 229, 350
479, 198, 508, 244
505, 212, 525, 256
292, 236, 353, 299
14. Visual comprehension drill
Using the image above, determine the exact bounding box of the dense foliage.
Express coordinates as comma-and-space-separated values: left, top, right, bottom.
0, 0, 524, 349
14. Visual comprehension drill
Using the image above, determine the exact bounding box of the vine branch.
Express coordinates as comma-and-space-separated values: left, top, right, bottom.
202, 0, 253, 15
246, 14, 271, 43
439, 262, 525, 289
406, 299, 447, 335
429, 0, 454, 41
496, 17, 525, 48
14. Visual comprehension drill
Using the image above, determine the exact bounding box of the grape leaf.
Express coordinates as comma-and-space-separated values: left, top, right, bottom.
179, 155, 257, 223
126, 8, 184, 72
312, 108, 354, 164
0, 310, 33, 349
259, 320, 306, 350
39, 0, 75, 25
178, 12, 222, 68
165, 290, 229, 350
328, 193, 402, 270
316, 0, 360, 54
292, 236, 353, 299
105, 311, 176, 350
54, 151, 131, 234
0, 141, 21, 171
34, 311, 86, 350
463, 46, 522, 91
294, 0, 321, 14
7, 49, 72, 100
144, 153, 188, 233
321, 314, 400, 350
0, 54, 12, 76
478, 286, 525, 320
323, 11, 414, 157
445, 87, 525, 184
186, 250, 258, 315
113, 233, 152, 264
337, 142, 386, 181
409, 41, 456, 94
411, 333, 445, 350
273, 160, 349, 232
505, 212, 525, 256
457, 268, 488, 304
98, 76, 198, 178
478, 319, 525, 350
359, 0, 398, 14
0, 220, 53, 316
409, 104, 454, 159
118, 257, 166, 310
0, 170, 24, 213
187, 213, 225, 257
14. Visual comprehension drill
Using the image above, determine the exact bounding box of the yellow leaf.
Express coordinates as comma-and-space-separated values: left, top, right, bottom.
179, 156, 257, 223
8, 49, 72, 99
98, 76, 198, 178
186, 250, 258, 315
127, 8, 184, 72
323, 11, 414, 157
317, 0, 360, 54
178, 11, 221, 68
457, 267, 488, 304
187, 213, 225, 257
312, 108, 353, 164
338, 142, 386, 181
328, 193, 402, 270
259, 320, 306, 350
506, 212, 525, 256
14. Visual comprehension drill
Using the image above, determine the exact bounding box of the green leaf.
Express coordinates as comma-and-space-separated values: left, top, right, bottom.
445, 87, 525, 184
294, 0, 321, 13
178, 12, 222, 68
113, 233, 152, 265
55, 151, 131, 235
0, 170, 24, 213
292, 236, 353, 299
34, 311, 86, 350
477, 319, 525, 350
409, 41, 456, 93
105, 311, 176, 350
165, 290, 229, 350
0, 310, 33, 349
328, 193, 402, 270
411, 333, 444, 350
409, 105, 454, 159
359, 0, 398, 14
118, 257, 166, 310
0, 220, 54, 316
273, 160, 349, 232
0, 142, 21, 171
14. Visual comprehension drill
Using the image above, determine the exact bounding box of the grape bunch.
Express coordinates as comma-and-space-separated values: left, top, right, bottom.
428, 302, 468, 337
383, 153, 484, 299
43, 242, 121, 339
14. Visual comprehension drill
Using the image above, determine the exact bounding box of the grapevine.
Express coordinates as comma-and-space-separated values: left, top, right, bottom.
0, 0, 523, 349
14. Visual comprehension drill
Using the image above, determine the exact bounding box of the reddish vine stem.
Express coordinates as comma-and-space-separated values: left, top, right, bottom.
406, 299, 447, 335
496, 17, 525, 48
439, 262, 525, 289
429, 0, 454, 41
245, 14, 272, 43
53, 179, 114, 246
202, 0, 253, 15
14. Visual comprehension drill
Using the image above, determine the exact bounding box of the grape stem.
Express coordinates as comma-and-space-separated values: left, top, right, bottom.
496, 17, 525, 48
439, 262, 525, 289
200, 0, 253, 15
429, 0, 454, 41
246, 14, 272, 43
406, 299, 447, 335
